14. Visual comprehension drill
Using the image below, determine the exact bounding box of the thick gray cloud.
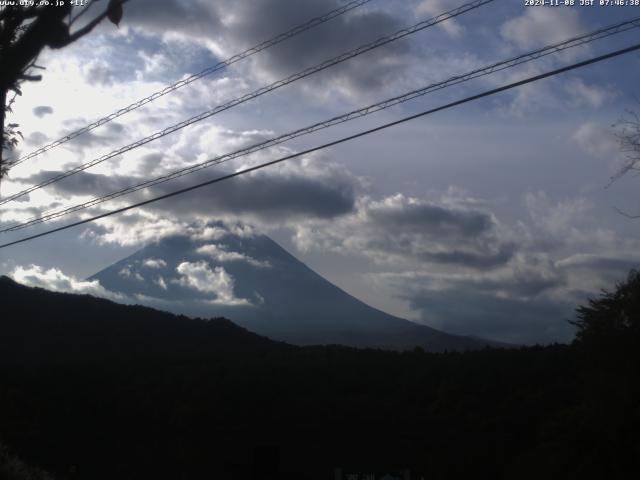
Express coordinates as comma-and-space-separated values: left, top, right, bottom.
286, 184, 640, 345
123, 0, 223, 40
389, 252, 636, 345
293, 193, 514, 268
418, 245, 515, 269
23, 154, 359, 222
404, 286, 575, 345
374, 255, 574, 344
32, 106, 53, 118
111, 166, 359, 222
25, 131, 49, 147
223, 0, 409, 92
367, 232, 640, 345
119, 0, 412, 97
23, 170, 134, 198
30, 120, 128, 151
209, 172, 356, 219
368, 200, 494, 236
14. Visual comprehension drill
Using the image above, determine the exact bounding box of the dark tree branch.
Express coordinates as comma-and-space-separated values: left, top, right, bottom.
609, 107, 640, 189
613, 206, 640, 219
0, 5, 73, 88
1, 0, 127, 182
18, 74, 42, 82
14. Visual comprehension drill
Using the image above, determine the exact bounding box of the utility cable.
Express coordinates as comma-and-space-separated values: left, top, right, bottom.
6, 0, 375, 169
3, 15, 639, 233
1, 41, 638, 249
0, 0, 494, 205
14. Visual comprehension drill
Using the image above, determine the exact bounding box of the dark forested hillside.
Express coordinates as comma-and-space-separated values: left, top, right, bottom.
0, 275, 287, 366
1, 275, 639, 479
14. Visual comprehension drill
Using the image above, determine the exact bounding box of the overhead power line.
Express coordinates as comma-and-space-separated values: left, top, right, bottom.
1, 42, 638, 250
3, 15, 639, 233
0, 0, 494, 206
6, 0, 374, 169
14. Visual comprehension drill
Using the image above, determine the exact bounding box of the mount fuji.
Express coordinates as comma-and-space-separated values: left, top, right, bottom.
89, 224, 502, 351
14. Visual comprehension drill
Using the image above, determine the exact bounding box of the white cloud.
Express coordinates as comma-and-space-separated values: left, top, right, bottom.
154, 276, 168, 290
519, 191, 633, 256
556, 253, 640, 271
84, 211, 188, 247
186, 223, 257, 242
416, 0, 464, 37
566, 79, 618, 109
175, 261, 249, 305
524, 191, 589, 241
572, 122, 619, 157
196, 244, 271, 268
189, 225, 229, 242
142, 258, 167, 269
500, 8, 585, 51
118, 265, 144, 281
10, 265, 125, 300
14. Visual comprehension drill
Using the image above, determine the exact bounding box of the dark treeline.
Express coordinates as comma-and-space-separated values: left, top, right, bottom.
0, 273, 638, 479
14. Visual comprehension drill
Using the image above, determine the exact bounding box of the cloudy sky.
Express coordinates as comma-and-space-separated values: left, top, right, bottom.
1, 0, 640, 344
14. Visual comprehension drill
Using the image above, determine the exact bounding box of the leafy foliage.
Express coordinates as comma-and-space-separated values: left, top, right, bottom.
573, 269, 640, 344
0, 1, 125, 176
569, 270, 640, 477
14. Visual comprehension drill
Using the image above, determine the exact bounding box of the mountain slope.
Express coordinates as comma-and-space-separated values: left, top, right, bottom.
0, 275, 286, 367
89, 226, 501, 351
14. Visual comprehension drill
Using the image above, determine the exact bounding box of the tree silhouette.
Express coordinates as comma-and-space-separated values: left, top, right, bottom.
0, 0, 126, 182
570, 270, 640, 477
572, 269, 640, 347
